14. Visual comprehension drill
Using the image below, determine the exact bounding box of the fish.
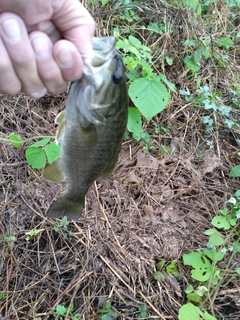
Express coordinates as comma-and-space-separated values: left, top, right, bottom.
43, 36, 128, 220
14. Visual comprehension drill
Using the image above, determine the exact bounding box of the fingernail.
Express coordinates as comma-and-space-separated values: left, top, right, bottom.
31, 87, 47, 99
57, 49, 73, 68
2, 19, 21, 43
32, 36, 51, 59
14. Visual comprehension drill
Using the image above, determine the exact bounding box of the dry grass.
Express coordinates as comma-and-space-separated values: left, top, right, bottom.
0, 1, 240, 319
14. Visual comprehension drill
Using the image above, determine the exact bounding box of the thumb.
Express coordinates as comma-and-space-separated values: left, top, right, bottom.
52, 0, 95, 55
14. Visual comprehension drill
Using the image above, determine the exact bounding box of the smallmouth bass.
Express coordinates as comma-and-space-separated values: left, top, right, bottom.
43, 36, 128, 220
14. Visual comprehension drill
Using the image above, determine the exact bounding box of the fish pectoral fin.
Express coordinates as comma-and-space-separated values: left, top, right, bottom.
81, 125, 98, 147
97, 162, 116, 180
42, 158, 66, 183
55, 110, 66, 125
46, 197, 84, 221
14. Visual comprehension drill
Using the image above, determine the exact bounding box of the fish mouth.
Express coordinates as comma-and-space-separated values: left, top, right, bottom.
92, 36, 116, 54
90, 37, 116, 67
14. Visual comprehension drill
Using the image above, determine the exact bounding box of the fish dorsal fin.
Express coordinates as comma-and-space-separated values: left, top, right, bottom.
42, 158, 66, 183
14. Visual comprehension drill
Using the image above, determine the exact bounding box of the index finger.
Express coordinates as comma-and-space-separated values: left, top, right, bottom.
52, 0, 95, 55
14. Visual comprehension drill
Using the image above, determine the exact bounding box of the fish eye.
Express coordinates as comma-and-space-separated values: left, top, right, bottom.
112, 73, 122, 85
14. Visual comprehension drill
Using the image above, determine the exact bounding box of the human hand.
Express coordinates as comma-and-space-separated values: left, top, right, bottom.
0, 0, 95, 97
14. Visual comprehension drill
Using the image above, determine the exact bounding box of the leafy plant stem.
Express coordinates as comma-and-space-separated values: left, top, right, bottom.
0, 135, 54, 144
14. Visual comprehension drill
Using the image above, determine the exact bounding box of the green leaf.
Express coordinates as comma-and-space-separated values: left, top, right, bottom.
204, 228, 216, 236
25, 147, 46, 169
211, 216, 231, 230
158, 74, 177, 93
235, 268, 240, 274
195, 286, 208, 297
102, 0, 109, 5
30, 138, 50, 147
187, 293, 200, 303
184, 55, 200, 73
183, 252, 208, 268
208, 233, 224, 246
153, 271, 165, 282
165, 56, 173, 65
136, 305, 148, 318
184, 285, 194, 294
9, 133, 23, 148
127, 108, 142, 140
129, 77, 170, 121
203, 249, 224, 262
44, 142, 61, 163
56, 304, 67, 315
184, 39, 198, 47
200, 310, 217, 320
178, 303, 200, 320
191, 268, 212, 282
129, 35, 142, 48
183, 252, 212, 281
235, 190, 240, 199
230, 165, 240, 177
217, 37, 232, 50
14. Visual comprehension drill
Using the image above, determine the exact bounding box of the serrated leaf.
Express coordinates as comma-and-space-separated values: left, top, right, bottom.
44, 142, 61, 164
178, 303, 200, 320
9, 133, 23, 148
30, 138, 50, 147
129, 35, 142, 48
129, 77, 170, 121
230, 165, 240, 177
211, 216, 231, 230
25, 147, 46, 169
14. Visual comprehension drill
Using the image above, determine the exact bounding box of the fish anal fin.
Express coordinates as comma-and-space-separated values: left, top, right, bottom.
97, 162, 116, 180
42, 158, 66, 183
46, 196, 84, 221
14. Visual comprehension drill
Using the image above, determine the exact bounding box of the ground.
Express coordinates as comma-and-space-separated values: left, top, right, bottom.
0, 1, 240, 319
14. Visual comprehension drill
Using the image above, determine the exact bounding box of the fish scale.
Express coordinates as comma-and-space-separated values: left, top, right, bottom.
43, 36, 128, 220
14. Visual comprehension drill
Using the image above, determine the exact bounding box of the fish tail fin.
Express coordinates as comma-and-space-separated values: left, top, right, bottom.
46, 196, 84, 221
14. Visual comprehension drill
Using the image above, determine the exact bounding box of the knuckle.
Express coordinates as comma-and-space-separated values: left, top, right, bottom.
13, 53, 34, 67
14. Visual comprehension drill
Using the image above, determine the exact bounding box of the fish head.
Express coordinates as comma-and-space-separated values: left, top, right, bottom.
76, 36, 127, 126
